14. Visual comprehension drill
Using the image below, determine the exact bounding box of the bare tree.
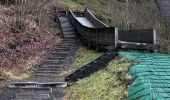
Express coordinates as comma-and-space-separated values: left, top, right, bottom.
0, 0, 53, 33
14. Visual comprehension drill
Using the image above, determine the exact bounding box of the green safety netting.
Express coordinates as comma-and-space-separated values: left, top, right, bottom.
119, 51, 170, 100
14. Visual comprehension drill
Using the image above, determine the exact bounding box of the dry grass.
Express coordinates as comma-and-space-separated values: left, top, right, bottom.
66, 48, 133, 100
0, 2, 62, 86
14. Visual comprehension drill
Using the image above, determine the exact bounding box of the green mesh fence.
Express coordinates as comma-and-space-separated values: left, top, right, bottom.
119, 51, 170, 100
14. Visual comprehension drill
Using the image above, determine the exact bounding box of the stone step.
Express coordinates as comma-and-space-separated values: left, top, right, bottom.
28, 77, 64, 83
57, 44, 72, 47
54, 49, 70, 52
50, 53, 69, 58
47, 57, 66, 60
9, 82, 38, 87
55, 48, 70, 51
51, 52, 69, 54
42, 64, 63, 67
50, 53, 69, 57
12, 99, 51, 100
9, 81, 67, 86
60, 20, 70, 24
10, 82, 67, 87
64, 34, 76, 38
44, 60, 65, 64
60, 21, 71, 24
55, 48, 71, 51
38, 67, 63, 71
35, 70, 61, 74
63, 31, 75, 35
44, 62, 64, 65
57, 43, 74, 46
55, 46, 71, 49
61, 24, 72, 28
38, 82, 67, 87
62, 27, 74, 32
45, 59, 65, 62
16, 93, 50, 99
59, 17, 69, 21
61, 39, 75, 42
60, 18, 69, 21
33, 73, 62, 77
63, 32, 75, 36
11, 87, 52, 93
51, 52, 70, 57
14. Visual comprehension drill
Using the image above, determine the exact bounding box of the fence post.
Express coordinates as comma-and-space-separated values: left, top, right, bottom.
88, 28, 91, 49
96, 29, 99, 51
153, 29, 157, 45
114, 27, 119, 49
153, 29, 157, 53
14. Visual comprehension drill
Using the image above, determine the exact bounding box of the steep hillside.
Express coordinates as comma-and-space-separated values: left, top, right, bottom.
66, 48, 133, 100
0, 1, 61, 87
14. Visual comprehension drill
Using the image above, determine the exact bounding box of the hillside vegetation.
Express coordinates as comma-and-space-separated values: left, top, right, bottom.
56, 0, 162, 29
66, 48, 133, 100
0, 0, 61, 86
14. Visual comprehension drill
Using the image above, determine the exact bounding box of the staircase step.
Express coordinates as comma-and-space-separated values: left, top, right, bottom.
35, 70, 61, 74
64, 34, 76, 38
62, 39, 75, 41
60, 20, 70, 24
61, 24, 72, 28
58, 42, 75, 45
57, 44, 73, 46
11, 87, 52, 93
33, 73, 62, 77
10, 81, 67, 87
55, 46, 71, 49
51, 51, 69, 54
44, 62, 64, 65
59, 17, 69, 21
41, 64, 63, 67
37, 70, 62, 73
55, 48, 70, 51
45, 59, 65, 62
63, 31, 75, 35
28, 77, 64, 83
38, 82, 67, 87
54, 49, 70, 52
50, 53, 69, 57
10, 82, 38, 87
39, 64, 63, 69
62, 27, 74, 32
16, 93, 50, 99
11, 98, 51, 100
59, 20, 70, 24
47, 57, 66, 60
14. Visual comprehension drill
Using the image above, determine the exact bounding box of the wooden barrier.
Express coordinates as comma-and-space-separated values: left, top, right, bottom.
119, 29, 156, 44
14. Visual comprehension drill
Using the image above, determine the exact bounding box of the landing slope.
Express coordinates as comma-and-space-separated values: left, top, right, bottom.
119, 51, 170, 99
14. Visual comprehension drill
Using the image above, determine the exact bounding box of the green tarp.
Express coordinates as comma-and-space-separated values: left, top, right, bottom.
119, 51, 170, 100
